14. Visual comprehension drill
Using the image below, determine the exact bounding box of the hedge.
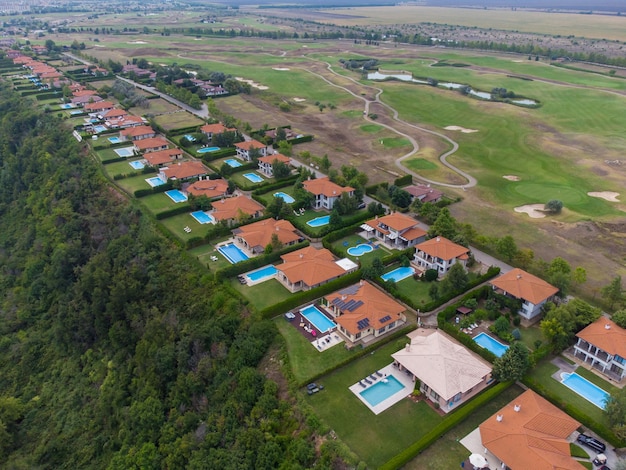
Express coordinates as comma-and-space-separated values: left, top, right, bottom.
213, 240, 310, 280
287, 134, 313, 145
134, 182, 174, 198
168, 126, 204, 137
522, 374, 625, 448
102, 157, 126, 165
290, 210, 372, 239
154, 204, 192, 220
322, 221, 367, 247
199, 147, 237, 163
210, 160, 257, 176
251, 176, 299, 196
259, 269, 363, 319
380, 381, 513, 470
394, 174, 413, 187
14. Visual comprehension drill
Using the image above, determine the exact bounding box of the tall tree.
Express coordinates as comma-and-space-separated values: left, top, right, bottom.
602, 275, 624, 310
492, 342, 530, 382
428, 208, 458, 240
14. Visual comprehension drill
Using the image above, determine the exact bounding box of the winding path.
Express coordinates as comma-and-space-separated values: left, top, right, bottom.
299, 59, 477, 188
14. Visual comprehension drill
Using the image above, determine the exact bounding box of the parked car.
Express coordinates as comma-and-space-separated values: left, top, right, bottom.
577, 433, 606, 453
306, 383, 324, 395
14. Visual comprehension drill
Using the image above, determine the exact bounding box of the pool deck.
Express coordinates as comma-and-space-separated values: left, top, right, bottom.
349, 363, 414, 415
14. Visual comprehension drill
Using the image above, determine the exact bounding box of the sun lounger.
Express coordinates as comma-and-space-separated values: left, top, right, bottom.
375, 371, 383, 377
359, 381, 366, 388
364, 378, 372, 384
472, 323, 478, 329
369, 374, 377, 381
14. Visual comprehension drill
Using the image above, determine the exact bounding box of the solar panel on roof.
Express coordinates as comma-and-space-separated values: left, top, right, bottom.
346, 300, 363, 312
380, 315, 391, 323
340, 284, 360, 296
343, 300, 356, 310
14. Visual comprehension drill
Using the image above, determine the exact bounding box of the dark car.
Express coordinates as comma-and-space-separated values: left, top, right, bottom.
577, 433, 606, 453
306, 383, 324, 395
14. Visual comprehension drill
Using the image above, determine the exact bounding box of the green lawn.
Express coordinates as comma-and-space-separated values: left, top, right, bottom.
114, 174, 158, 195
230, 278, 291, 311
329, 234, 393, 267
103, 160, 145, 178
405, 158, 438, 170
159, 213, 221, 243
97, 146, 136, 163
360, 123, 383, 133
403, 384, 525, 470
139, 193, 190, 216
381, 136, 411, 149
152, 112, 205, 132
305, 337, 443, 468
255, 185, 297, 206
517, 325, 547, 352
229, 170, 272, 190
392, 272, 433, 311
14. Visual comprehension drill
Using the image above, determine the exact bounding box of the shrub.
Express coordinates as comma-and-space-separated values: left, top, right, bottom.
512, 328, 521, 340
423, 269, 438, 282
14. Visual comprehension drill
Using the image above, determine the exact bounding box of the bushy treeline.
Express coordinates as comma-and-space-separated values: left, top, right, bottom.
0, 85, 339, 469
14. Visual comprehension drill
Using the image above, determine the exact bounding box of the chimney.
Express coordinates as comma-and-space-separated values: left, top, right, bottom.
517, 274, 522, 280
341, 295, 347, 300
436, 236, 440, 242
514, 404, 521, 412
605, 324, 611, 330
496, 414, 503, 422
405, 343, 411, 352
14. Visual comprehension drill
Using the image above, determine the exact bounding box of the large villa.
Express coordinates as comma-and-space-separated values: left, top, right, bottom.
361, 212, 426, 250
232, 218, 301, 255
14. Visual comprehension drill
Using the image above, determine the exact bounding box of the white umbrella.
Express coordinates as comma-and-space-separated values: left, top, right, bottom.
469, 453, 488, 468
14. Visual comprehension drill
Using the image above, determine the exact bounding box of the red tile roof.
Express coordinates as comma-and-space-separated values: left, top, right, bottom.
278, 246, 346, 288
235, 139, 266, 151
302, 177, 354, 198
84, 100, 115, 111
161, 161, 209, 180
258, 153, 291, 164
576, 317, 626, 359
365, 212, 420, 233
120, 125, 156, 139
186, 179, 229, 198
143, 148, 183, 166
490, 268, 559, 305
134, 137, 169, 151
211, 195, 264, 221
416, 236, 469, 260
200, 123, 235, 134
234, 218, 299, 251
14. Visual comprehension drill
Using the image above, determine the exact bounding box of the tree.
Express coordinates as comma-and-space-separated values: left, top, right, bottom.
493, 316, 510, 336
546, 257, 572, 296
428, 208, 458, 239
320, 154, 332, 172
423, 269, 438, 282
272, 161, 291, 179
274, 127, 287, 143
428, 282, 439, 300
441, 263, 468, 293
544, 199, 563, 214
612, 309, 626, 329
390, 188, 412, 208
496, 235, 518, 262
602, 275, 624, 310
329, 209, 341, 227
540, 316, 570, 353
492, 342, 530, 382
605, 387, 626, 440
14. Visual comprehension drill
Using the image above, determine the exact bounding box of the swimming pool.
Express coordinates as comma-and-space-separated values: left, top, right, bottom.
347, 244, 373, 256
190, 211, 215, 224
184, 134, 196, 142
114, 147, 135, 158
381, 266, 415, 283
245, 265, 278, 283
360, 375, 406, 407
301, 305, 336, 333
473, 332, 509, 358
60, 103, 75, 109
274, 192, 295, 204
307, 215, 331, 227
225, 158, 242, 168
70, 110, 84, 115
128, 160, 145, 170
197, 146, 220, 154
93, 125, 108, 133
165, 189, 188, 203
146, 176, 166, 187
561, 372, 609, 409
243, 173, 264, 183
108, 136, 122, 144
218, 243, 249, 264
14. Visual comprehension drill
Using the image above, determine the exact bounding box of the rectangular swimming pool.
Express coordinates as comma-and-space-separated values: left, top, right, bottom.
197, 146, 220, 154
108, 136, 122, 144
243, 172, 264, 183
360, 375, 406, 407
128, 160, 145, 170
184, 134, 196, 142
561, 372, 609, 409
381, 266, 415, 283
146, 176, 166, 187
245, 265, 277, 283
307, 215, 331, 227
165, 189, 188, 203
93, 125, 108, 133
190, 211, 215, 224
60, 103, 75, 109
273, 192, 295, 204
473, 332, 509, 358
225, 158, 242, 168
218, 243, 249, 264
114, 147, 135, 158
301, 305, 336, 333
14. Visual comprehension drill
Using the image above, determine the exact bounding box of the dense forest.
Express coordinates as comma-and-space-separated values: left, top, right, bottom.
0, 85, 343, 469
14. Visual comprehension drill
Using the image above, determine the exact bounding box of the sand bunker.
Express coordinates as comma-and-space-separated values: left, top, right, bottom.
503, 175, 521, 181
588, 191, 620, 202
236, 77, 268, 90
444, 125, 479, 133
272, 67, 290, 71
293, 97, 306, 102
514, 204, 546, 218
127, 41, 148, 44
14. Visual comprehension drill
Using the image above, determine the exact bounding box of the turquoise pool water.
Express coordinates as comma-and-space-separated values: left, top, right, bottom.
307, 215, 331, 227
381, 266, 415, 282
60, 103, 75, 109
184, 134, 196, 142
197, 146, 220, 154
146, 176, 165, 187
93, 125, 108, 133
243, 173, 264, 183
114, 147, 135, 158
225, 158, 242, 168
190, 211, 214, 224
108, 136, 121, 144
360, 375, 406, 407
218, 244, 249, 264
245, 265, 278, 282
274, 192, 295, 204
128, 160, 144, 170
347, 244, 373, 256
561, 372, 609, 409
473, 332, 509, 358
165, 189, 188, 203
301, 305, 336, 333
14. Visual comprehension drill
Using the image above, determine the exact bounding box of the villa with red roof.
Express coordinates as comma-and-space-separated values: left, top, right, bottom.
108, 115, 145, 129
404, 184, 444, 204
98, 108, 128, 121
276, 246, 357, 293
72, 89, 98, 98
120, 125, 156, 141
186, 178, 229, 199
233, 218, 301, 255
84, 100, 115, 113
490, 268, 559, 320
413, 236, 470, 276
479, 389, 584, 470
574, 317, 626, 382
361, 212, 426, 249
143, 148, 183, 167
134, 137, 169, 154
322, 281, 407, 344
200, 122, 235, 141
72, 94, 103, 106
210, 195, 264, 226
392, 328, 492, 413
302, 177, 354, 210
160, 161, 210, 181
257, 153, 291, 177
234, 139, 268, 161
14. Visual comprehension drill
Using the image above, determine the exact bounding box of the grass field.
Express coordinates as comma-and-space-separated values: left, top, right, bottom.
151, 111, 204, 131
130, 98, 180, 116
231, 278, 291, 312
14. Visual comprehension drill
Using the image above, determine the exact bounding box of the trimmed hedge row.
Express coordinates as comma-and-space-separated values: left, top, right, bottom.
522, 374, 625, 448
102, 157, 127, 166
213, 240, 310, 280
299, 324, 416, 388
394, 174, 413, 187
210, 160, 257, 175
423, 266, 500, 312
134, 182, 174, 198
251, 176, 299, 196
259, 269, 363, 319
167, 125, 203, 137
380, 381, 513, 470
155, 204, 192, 220
287, 134, 313, 145
321, 222, 366, 247
199, 147, 237, 163
290, 210, 372, 239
